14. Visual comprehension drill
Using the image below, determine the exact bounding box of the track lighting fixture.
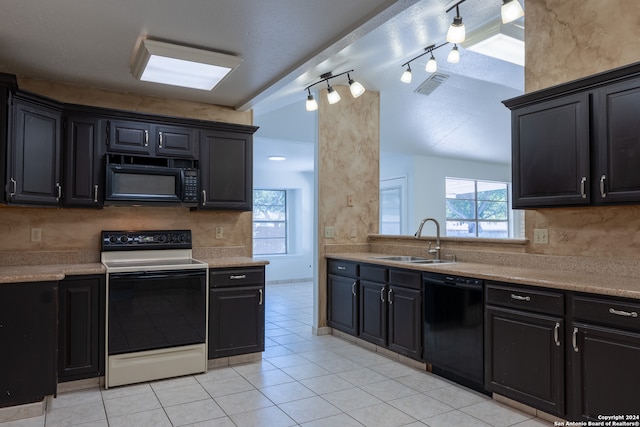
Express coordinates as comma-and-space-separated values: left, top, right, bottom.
425, 53, 437, 73
501, 0, 524, 24
447, 44, 460, 63
400, 64, 412, 84
446, 1, 466, 44
305, 88, 318, 111
303, 70, 365, 111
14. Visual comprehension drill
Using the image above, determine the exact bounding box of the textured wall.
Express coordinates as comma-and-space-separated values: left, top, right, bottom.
524, 0, 640, 259
0, 79, 252, 263
317, 84, 380, 326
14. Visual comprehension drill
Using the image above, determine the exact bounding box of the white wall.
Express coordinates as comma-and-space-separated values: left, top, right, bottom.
381, 152, 516, 236
253, 167, 314, 283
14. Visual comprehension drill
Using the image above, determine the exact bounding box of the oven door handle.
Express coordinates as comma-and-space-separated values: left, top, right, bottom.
109, 270, 206, 280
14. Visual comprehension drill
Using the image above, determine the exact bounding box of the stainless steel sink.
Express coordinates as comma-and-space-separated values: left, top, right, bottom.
371, 255, 455, 264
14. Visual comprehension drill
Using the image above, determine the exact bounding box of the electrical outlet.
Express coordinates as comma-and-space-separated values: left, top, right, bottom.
324, 226, 335, 239
215, 227, 223, 239
533, 228, 548, 244
31, 228, 42, 242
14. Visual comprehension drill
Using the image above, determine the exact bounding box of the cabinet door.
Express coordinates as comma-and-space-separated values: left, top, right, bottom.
209, 285, 265, 358
511, 92, 590, 208
359, 280, 387, 346
485, 306, 565, 416
106, 119, 152, 155
0, 281, 57, 407
58, 275, 105, 381
199, 129, 252, 210
155, 124, 197, 158
327, 274, 358, 335
388, 285, 422, 360
8, 98, 62, 205
569, 323, 640, 420
593, 78, 640, 203
63, 115, 102, 207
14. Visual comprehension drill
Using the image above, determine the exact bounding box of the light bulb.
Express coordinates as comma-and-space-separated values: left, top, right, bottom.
425, 55, 437, 73
327, 86, 341, 104
446, 16, 465, 44
400, 66, 412, 83
348, 79, 365, 98
306, 94, 318, 111
501, 0, 524, 24
447, 45, 460, 63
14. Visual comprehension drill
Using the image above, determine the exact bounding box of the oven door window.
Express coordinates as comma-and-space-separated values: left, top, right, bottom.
108, 269, 206, 355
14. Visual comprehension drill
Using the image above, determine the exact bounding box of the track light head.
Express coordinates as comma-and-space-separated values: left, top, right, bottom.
447, 44, 460, 63
425, 53, 437, 73
326, 84, 341, 104
446, 5, 466, 43
306, 89, 318, 111
347, 73, 365, 98
400, 64, 412, 83
501, 0, 524, 24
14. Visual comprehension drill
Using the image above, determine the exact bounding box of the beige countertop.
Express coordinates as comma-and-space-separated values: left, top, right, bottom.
0, 258, 269, 284
327, 252, 640, 300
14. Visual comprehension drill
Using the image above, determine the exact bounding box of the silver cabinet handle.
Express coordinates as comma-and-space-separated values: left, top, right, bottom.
600, 174, 607, 198
158, 131, 163, 148
580, 176, 587, 198
202, 189, 207, 206
351, 281, 356, 296
337, 266, 346, 271
572, 327, 579, 352
609, 307, 638, 318
56, 183, 62, 201
380, 287, 385, 303
230, 275, 246, 280
511, 293, 531, 302
144, 129, 149, 147
554, 322, 560, 347
259, 289, 263, 305
9, 178, 16, 197
388, 288, 393, 305
93, 185, 99, 203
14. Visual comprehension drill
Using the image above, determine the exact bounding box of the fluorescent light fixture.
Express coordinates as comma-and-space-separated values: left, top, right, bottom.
131, 39, 242, 90
268, 156, 286, 161
462, 18, 524, 66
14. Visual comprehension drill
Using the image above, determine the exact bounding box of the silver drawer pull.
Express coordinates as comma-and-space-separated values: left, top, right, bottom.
259, 289, 263, 305
573, 327, 579, 352
10, 178, 16, 197
56, 183, 62, 201
93, 185, 99, 203
202, 189, 207, 206
351, 281, 356, 296
337, 266, 346, 271
144, 129, 149, 147
609, 308, 638, 318
380, 287, 385, 303
553, 322, 560, 347
580, 176, 587, 198
388, 288, 393, 305
230, 275, 246, 280
159, 131, 163, 148
511, 293, 531, 302
600, 174, 607, 198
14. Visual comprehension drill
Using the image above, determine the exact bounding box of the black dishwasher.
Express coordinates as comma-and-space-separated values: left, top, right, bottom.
423, 272, 486, 394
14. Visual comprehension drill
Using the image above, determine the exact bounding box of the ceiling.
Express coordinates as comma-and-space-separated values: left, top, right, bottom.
0, 0, 524, 172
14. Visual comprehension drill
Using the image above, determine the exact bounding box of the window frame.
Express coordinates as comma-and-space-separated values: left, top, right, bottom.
252, 189, 288, 255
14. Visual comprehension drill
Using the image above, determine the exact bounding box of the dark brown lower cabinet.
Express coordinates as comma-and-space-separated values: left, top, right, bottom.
388, 284, 422, 360
0, 281, 57, 408
485, 282, 565, 417
327, 262, 359, 335
208, 267, 265, 359
58, 275, 105, 382
568, 295, 640, 420
359, 280, 387, 346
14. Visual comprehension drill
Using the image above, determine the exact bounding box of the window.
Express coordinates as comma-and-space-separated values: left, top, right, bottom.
445, 178, 510, 238
253, 189, 287, 255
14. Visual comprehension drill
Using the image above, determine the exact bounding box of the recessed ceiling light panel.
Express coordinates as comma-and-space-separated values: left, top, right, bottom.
132, 39, 242, 91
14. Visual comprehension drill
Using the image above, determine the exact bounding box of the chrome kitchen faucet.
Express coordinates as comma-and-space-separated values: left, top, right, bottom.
415, 217, 441, 261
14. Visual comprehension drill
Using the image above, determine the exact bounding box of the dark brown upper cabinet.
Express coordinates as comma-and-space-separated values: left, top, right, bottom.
7, 93, 63, 206
199, 129, 253, 210
504, 61, 640, 209
106, 120, 198, 159
63, 113, 103, 207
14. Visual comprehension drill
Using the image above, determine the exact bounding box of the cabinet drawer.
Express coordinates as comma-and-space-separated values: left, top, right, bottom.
360, 264, 387, 282
389, 269, 421, 290
328, 260, 358, 277
486, 282, 564, 316
210, 268, 264, 288
572, 295, 640, 332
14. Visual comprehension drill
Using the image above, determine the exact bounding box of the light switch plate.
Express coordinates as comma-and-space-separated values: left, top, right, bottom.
31, 228, 42, 242
533, 228, 548, 244
215, 227, 223, 239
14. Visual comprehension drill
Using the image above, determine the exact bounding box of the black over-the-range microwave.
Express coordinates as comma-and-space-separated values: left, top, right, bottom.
105, 161, 200, 206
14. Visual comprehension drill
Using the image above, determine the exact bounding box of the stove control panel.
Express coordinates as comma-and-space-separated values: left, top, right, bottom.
101, 230, 192, 251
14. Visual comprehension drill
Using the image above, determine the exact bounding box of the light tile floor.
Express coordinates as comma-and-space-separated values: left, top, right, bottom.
1, 282, 552, 427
